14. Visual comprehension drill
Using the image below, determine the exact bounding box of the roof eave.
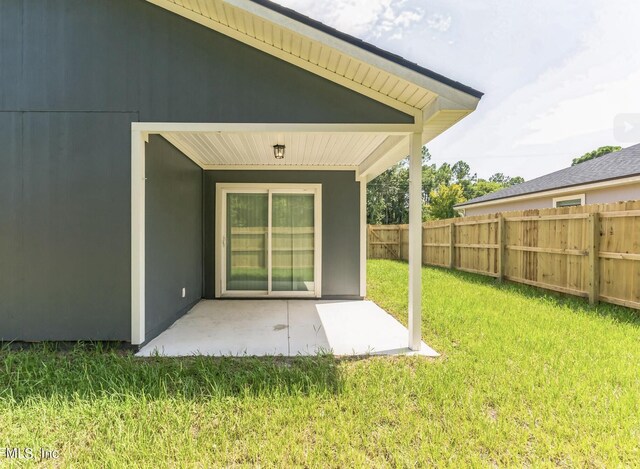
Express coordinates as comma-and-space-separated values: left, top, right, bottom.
245, 0, 484, 99
455, 173, 640, 209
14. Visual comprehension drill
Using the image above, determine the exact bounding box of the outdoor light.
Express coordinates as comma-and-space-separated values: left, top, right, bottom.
273, 144, 286, 159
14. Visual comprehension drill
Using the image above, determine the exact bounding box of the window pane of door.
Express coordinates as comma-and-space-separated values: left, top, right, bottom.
272, 194, 315, 292
226, 193, 268, 291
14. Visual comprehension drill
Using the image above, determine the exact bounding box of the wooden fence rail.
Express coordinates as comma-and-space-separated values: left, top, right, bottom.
368, 200, 640, 310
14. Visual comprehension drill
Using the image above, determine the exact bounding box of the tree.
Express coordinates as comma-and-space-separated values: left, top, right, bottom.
452, 161, 472, 182
426, 184, 466, 220
467, 180, 504, 199
488, 172, 507, 184
507, 176, 525, 186
366, 162, 409, 224
366, 147, 525, 223
571, 146, 621, 166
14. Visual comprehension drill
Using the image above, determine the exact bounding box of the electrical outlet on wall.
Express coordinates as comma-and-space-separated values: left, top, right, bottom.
181, 288, 186, 298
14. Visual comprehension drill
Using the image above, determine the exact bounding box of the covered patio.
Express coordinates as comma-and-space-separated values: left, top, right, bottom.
136, 300, 439, 357
128, 0, 482, 355
132, 123, 435, 354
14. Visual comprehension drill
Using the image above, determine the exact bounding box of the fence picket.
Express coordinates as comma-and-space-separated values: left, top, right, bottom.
368, 200, 640, 310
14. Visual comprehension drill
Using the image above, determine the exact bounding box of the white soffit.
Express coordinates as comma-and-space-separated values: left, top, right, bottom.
144, 0, 481, 118
143, 0, 482, 179
162, 131, 389, 168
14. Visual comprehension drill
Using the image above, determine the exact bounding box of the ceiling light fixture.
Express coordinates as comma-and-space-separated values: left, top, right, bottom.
273, 144, 285, 160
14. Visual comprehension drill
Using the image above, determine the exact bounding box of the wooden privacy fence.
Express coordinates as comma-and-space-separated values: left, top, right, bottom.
368, 200, 640, 310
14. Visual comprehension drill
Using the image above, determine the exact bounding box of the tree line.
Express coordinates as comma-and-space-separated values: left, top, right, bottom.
367, 144, 622, 224
367, 148, 524, 224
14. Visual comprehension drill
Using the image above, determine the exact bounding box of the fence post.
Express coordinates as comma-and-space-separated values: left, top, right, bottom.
449, 222, 456, 269
397, 226, 402, 259
588, 213, 600, 305
498, 215, 506, 281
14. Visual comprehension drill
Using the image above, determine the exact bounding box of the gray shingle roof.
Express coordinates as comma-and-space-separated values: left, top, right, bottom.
457, 143, 640, 207
248, 0, 483, 99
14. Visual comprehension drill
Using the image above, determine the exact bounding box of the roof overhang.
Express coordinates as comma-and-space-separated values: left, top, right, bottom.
456, 174, 640, 210
144, 0, 483, 181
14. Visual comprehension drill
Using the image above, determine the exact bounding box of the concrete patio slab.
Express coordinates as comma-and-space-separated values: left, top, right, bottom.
136, 300, 439, 358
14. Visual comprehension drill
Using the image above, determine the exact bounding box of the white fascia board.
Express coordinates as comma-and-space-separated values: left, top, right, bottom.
225, 0, 481, 110
457, 175, 640, 210
423, 95, 479, 122
133, 122, 420, 134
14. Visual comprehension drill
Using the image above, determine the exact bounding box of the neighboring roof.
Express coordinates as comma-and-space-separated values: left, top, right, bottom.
457, 143, 640, 207
247, 0, 483, 99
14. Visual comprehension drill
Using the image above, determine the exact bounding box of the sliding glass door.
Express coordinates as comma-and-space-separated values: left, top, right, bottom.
219, 184, 321, 297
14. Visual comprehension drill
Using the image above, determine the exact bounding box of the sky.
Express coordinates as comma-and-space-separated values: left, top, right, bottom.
276, 0, 640, 179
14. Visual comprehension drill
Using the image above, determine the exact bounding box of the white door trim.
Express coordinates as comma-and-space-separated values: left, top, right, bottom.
215, 183, 322, 299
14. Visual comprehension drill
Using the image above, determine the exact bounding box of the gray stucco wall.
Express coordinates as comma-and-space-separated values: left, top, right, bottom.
462, 182, 640, 217
145, 136, 203, 343
204, 171, 362, 299
1, 0, 403, 341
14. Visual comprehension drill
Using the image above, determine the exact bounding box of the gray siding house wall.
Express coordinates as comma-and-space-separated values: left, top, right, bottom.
203, 171, 361, 299
0, 0, 411, 342
146, 136, 203, 342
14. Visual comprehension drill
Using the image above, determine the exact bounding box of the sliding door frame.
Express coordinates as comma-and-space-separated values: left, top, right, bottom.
215, 183, 322, 299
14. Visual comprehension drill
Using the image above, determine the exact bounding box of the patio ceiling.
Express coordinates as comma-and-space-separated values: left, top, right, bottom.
162, 131, 391, 169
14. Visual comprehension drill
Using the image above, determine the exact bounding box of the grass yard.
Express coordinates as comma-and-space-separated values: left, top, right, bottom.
1, 259, 639, 467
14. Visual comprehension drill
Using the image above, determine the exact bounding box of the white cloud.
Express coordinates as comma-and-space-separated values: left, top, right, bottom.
429, 0, 640, 178
519, 70, 640, 146
276, 0, 423, 39
426, 13, 451, 32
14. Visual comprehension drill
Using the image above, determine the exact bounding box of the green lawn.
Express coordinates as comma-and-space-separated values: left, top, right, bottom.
1, 259, 639, 467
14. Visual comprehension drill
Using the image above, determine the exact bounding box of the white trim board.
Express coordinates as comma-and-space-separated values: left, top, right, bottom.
359, 179, 367, 298
133, 122, 422, 134
131, 129, 146, 345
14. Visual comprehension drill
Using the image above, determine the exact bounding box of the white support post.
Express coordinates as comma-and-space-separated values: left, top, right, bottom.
408, 132, 423, 351
360, 177, 367, 298
131, 129, 146, 345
